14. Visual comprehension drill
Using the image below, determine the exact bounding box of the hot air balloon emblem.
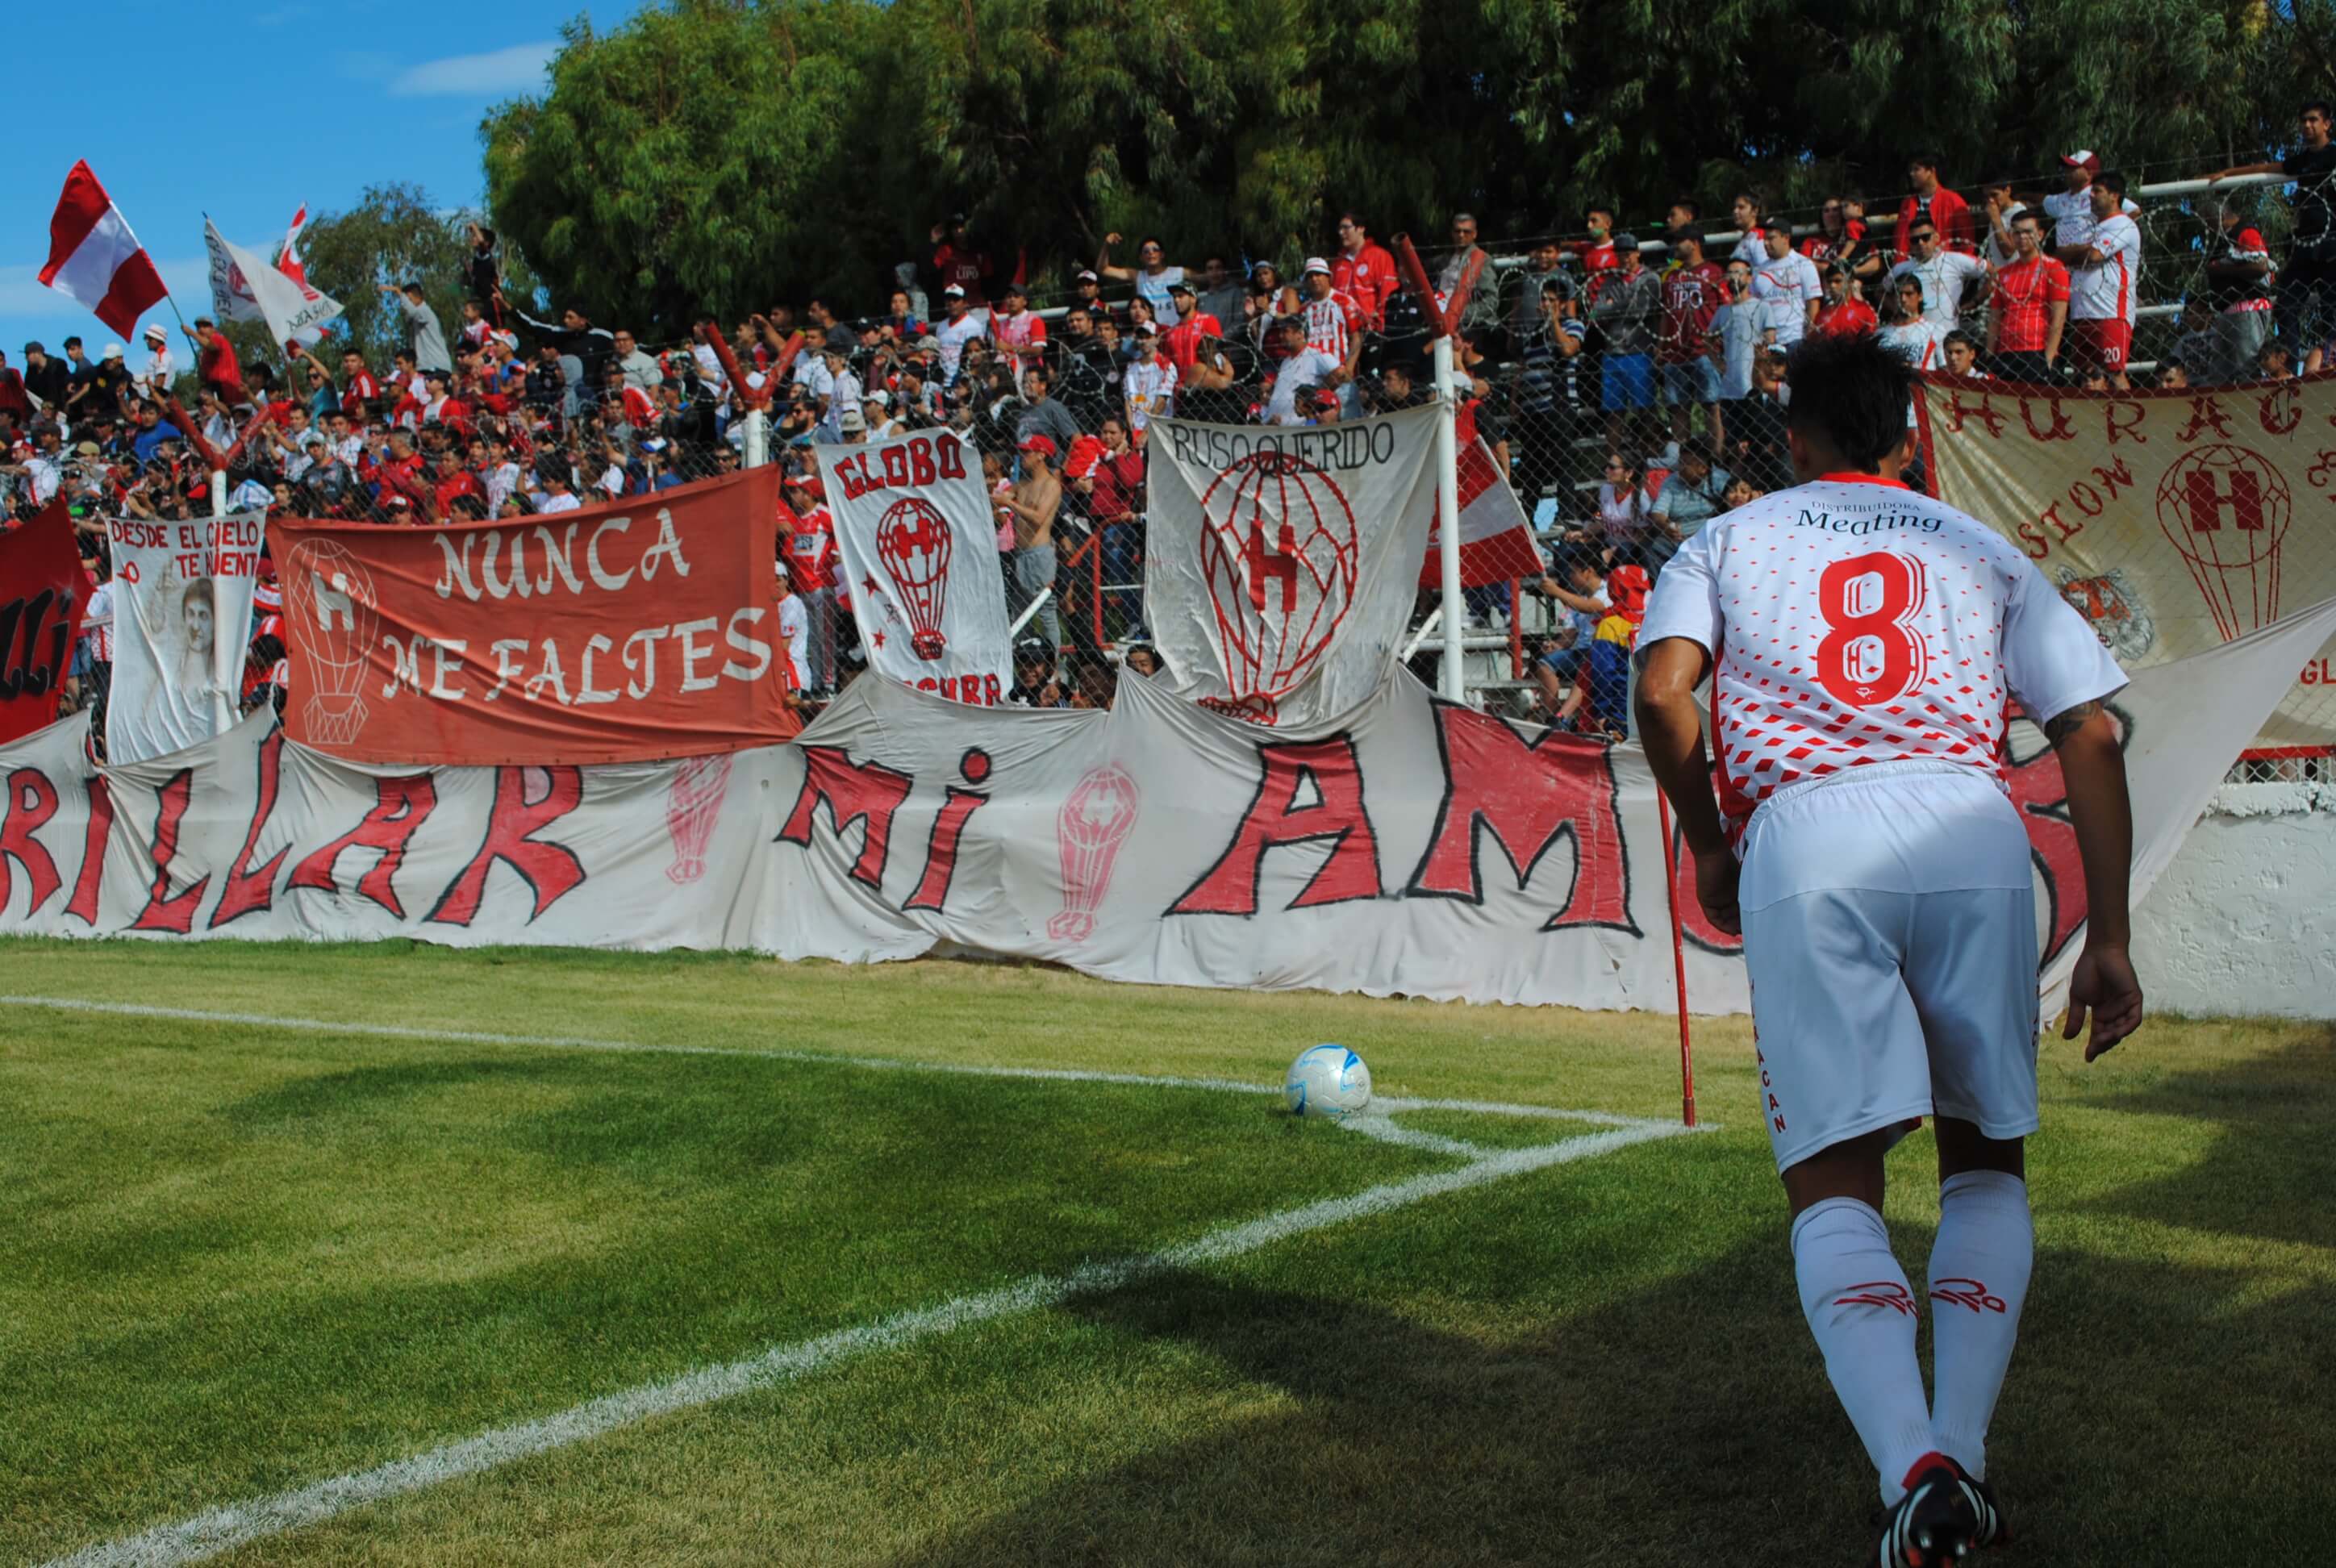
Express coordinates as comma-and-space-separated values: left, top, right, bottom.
1194, 450, 1359, 724
1048, 763, 1140, 943
875, 496, 953, 661
282, 537, 379, 744
2153, 443, 2292, 640
665, 753, 735, 885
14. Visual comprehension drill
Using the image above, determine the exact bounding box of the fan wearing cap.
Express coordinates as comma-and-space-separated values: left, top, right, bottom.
991, 280, 1049, 375
2038, 150, 2136, 251
1001, 434, 1064, 653
1298, 257, 1366, 391
1006, 636, 1060, 707
133, 324, 176, 397
934, 286, 988, 386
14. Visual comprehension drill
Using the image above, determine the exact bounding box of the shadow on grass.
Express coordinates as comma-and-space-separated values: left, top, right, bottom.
876, 1047, 2336, 1568
2071, 1028, 2336, 1250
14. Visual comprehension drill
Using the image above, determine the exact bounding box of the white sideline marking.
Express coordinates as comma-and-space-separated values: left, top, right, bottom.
0, 996, 1661, 1128
40, 1120, 1691, 1568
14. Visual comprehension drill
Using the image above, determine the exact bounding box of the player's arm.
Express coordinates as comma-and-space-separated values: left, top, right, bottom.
1094, 234, 1137, 283
2046, 699, 2142, 1057
2051, 242, 2107, 268
1633, 636, 1738, 933
2044, 297, 2067, 365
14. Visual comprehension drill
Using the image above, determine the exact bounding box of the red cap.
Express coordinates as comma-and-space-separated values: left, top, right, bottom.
786, 470, 824, 498
2061, 150, 2101, 174
256, 613, 285, 640
1018, 434, 1058, 459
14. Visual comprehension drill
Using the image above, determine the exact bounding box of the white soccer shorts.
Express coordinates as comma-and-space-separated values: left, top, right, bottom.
1737, 764, 2042, 1174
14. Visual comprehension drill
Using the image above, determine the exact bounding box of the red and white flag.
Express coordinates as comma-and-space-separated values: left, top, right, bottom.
37, 161, 169, 337
274, 203, 336, 347
1419, 402, 1546, 588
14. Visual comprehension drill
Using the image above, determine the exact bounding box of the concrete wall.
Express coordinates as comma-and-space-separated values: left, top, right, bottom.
2132, 784, 2336, 1019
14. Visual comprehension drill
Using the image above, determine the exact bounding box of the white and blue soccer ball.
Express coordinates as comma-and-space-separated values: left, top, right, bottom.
1284, 1044, 1371, 1119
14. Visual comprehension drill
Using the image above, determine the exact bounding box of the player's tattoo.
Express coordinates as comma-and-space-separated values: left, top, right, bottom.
2044, 699, 2104, 748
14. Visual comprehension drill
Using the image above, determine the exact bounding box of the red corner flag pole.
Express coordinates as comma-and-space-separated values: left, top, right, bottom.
1654, 792, 1699, 1128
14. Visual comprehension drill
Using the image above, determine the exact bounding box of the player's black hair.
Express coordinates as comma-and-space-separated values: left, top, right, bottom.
1783, 329, 1918, 469
2303, 98, 2333, 120
2096, 169, 2128, 198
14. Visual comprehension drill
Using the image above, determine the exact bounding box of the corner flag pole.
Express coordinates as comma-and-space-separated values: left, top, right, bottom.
1391, 235, 1466, 701
1654, 791, 1699, 1128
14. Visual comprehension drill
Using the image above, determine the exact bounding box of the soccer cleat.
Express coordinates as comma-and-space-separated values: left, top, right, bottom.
1944, 1457, 2011, 1549
1869, 1453, 1981, 1567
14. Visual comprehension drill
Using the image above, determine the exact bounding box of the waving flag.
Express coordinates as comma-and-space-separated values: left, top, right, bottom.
273, 203, 339, 348
1418, 402, 1546, 588
37, 161, 169, 336
206, 217, 341, 350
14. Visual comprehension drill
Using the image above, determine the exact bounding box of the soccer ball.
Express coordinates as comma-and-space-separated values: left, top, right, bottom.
1284, 1045, 1371, 1119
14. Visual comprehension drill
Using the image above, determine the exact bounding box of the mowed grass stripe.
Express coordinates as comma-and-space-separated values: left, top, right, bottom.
42, 1125, 1690, 1568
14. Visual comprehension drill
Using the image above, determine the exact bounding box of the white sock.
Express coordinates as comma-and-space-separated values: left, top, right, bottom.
1792, 1197, 1940, 1504
1927, 1170, 2033, 1479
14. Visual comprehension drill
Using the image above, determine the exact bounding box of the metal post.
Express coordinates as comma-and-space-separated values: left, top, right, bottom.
209, 467, 236, 738
744, 407, 770, 470
1433, 334, 1465, 701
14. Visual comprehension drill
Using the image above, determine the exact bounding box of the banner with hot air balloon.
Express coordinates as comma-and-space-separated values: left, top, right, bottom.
270, 468, 792, 766
1918, 374, 2336, 749
816, 429, 1012, 705
1145, 406, 1439, 727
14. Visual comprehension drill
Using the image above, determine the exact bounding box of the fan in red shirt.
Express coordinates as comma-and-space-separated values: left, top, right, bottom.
1813, 265, 1879, 335
1566, 206, 1621, 279
778, 473, 837, 594
429, 449, 482, 517
1896, 152, 1976, 256
1161, 281, 1223, 374
186, 318, 246, 402
336, 350, 382, 419
1987, 211, 2071, 381
1799, 198, 1868, 263
1329, 211, 1400, 329
930, 215, 993, 308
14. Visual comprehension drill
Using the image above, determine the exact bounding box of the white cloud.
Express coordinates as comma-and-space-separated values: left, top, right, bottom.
389, 41, 557, 98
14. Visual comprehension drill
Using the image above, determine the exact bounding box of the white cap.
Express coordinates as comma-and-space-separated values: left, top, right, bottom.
1302, 256, 1332, 277
143, 323, 166, 342
944, 284, 966, 297
102, 343, 125, 360
864, 389, 891, 407
2061, 150, 2101, 173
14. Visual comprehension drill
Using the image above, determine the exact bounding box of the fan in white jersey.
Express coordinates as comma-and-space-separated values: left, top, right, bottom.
2051, 169, 2142, 390
1633, 329, 2142, 1567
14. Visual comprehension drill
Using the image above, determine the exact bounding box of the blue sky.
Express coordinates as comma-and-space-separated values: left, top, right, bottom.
2, 1, 628, 351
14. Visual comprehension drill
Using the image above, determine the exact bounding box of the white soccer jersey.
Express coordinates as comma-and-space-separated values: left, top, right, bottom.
2042, 188, 2095, 249
1886, 251, 1989, 328
935, 315, 987, 383
2069, 214, 2142, 323
1637, 473, 2125, 840
1750, 252, 1822, 344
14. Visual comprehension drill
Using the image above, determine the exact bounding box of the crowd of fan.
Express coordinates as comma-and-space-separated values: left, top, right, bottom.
5, 102, 2334, 731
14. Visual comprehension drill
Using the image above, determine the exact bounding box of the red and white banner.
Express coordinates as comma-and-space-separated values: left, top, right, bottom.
0, 503, 89, 745
1148, 407, 1437, 725
6, 596, 2328, 1015
270, 468, 795, 766
1919, 374, 2336, 748
273, 204, 340, 349
1419, 403, 1545, 588
816, 429, 1011, 704
103, 511, 265, 765
36, 161, 168, 337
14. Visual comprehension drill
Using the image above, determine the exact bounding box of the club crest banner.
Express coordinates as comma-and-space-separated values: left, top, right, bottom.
269, 468, 794, 766
103, 509, 264, 765
816, 430, 1011, 704
7, 597, 2330, 1020
1145, 406, 1438, 726
0, 502, 89, 745
1918, 375, 2336, 747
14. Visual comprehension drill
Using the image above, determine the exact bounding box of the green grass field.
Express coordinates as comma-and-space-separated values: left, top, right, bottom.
1, 937, 2330, 1567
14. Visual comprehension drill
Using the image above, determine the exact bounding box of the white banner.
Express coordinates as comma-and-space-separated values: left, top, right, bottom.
102, 511, 265, 765
1145, 407, 1437, 726
816, 430, 1011, 704
6, 598, 2331, 1016
206, 218, 342, 348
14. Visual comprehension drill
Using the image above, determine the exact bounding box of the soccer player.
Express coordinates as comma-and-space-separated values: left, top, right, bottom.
1633, 330, 2144, 1566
